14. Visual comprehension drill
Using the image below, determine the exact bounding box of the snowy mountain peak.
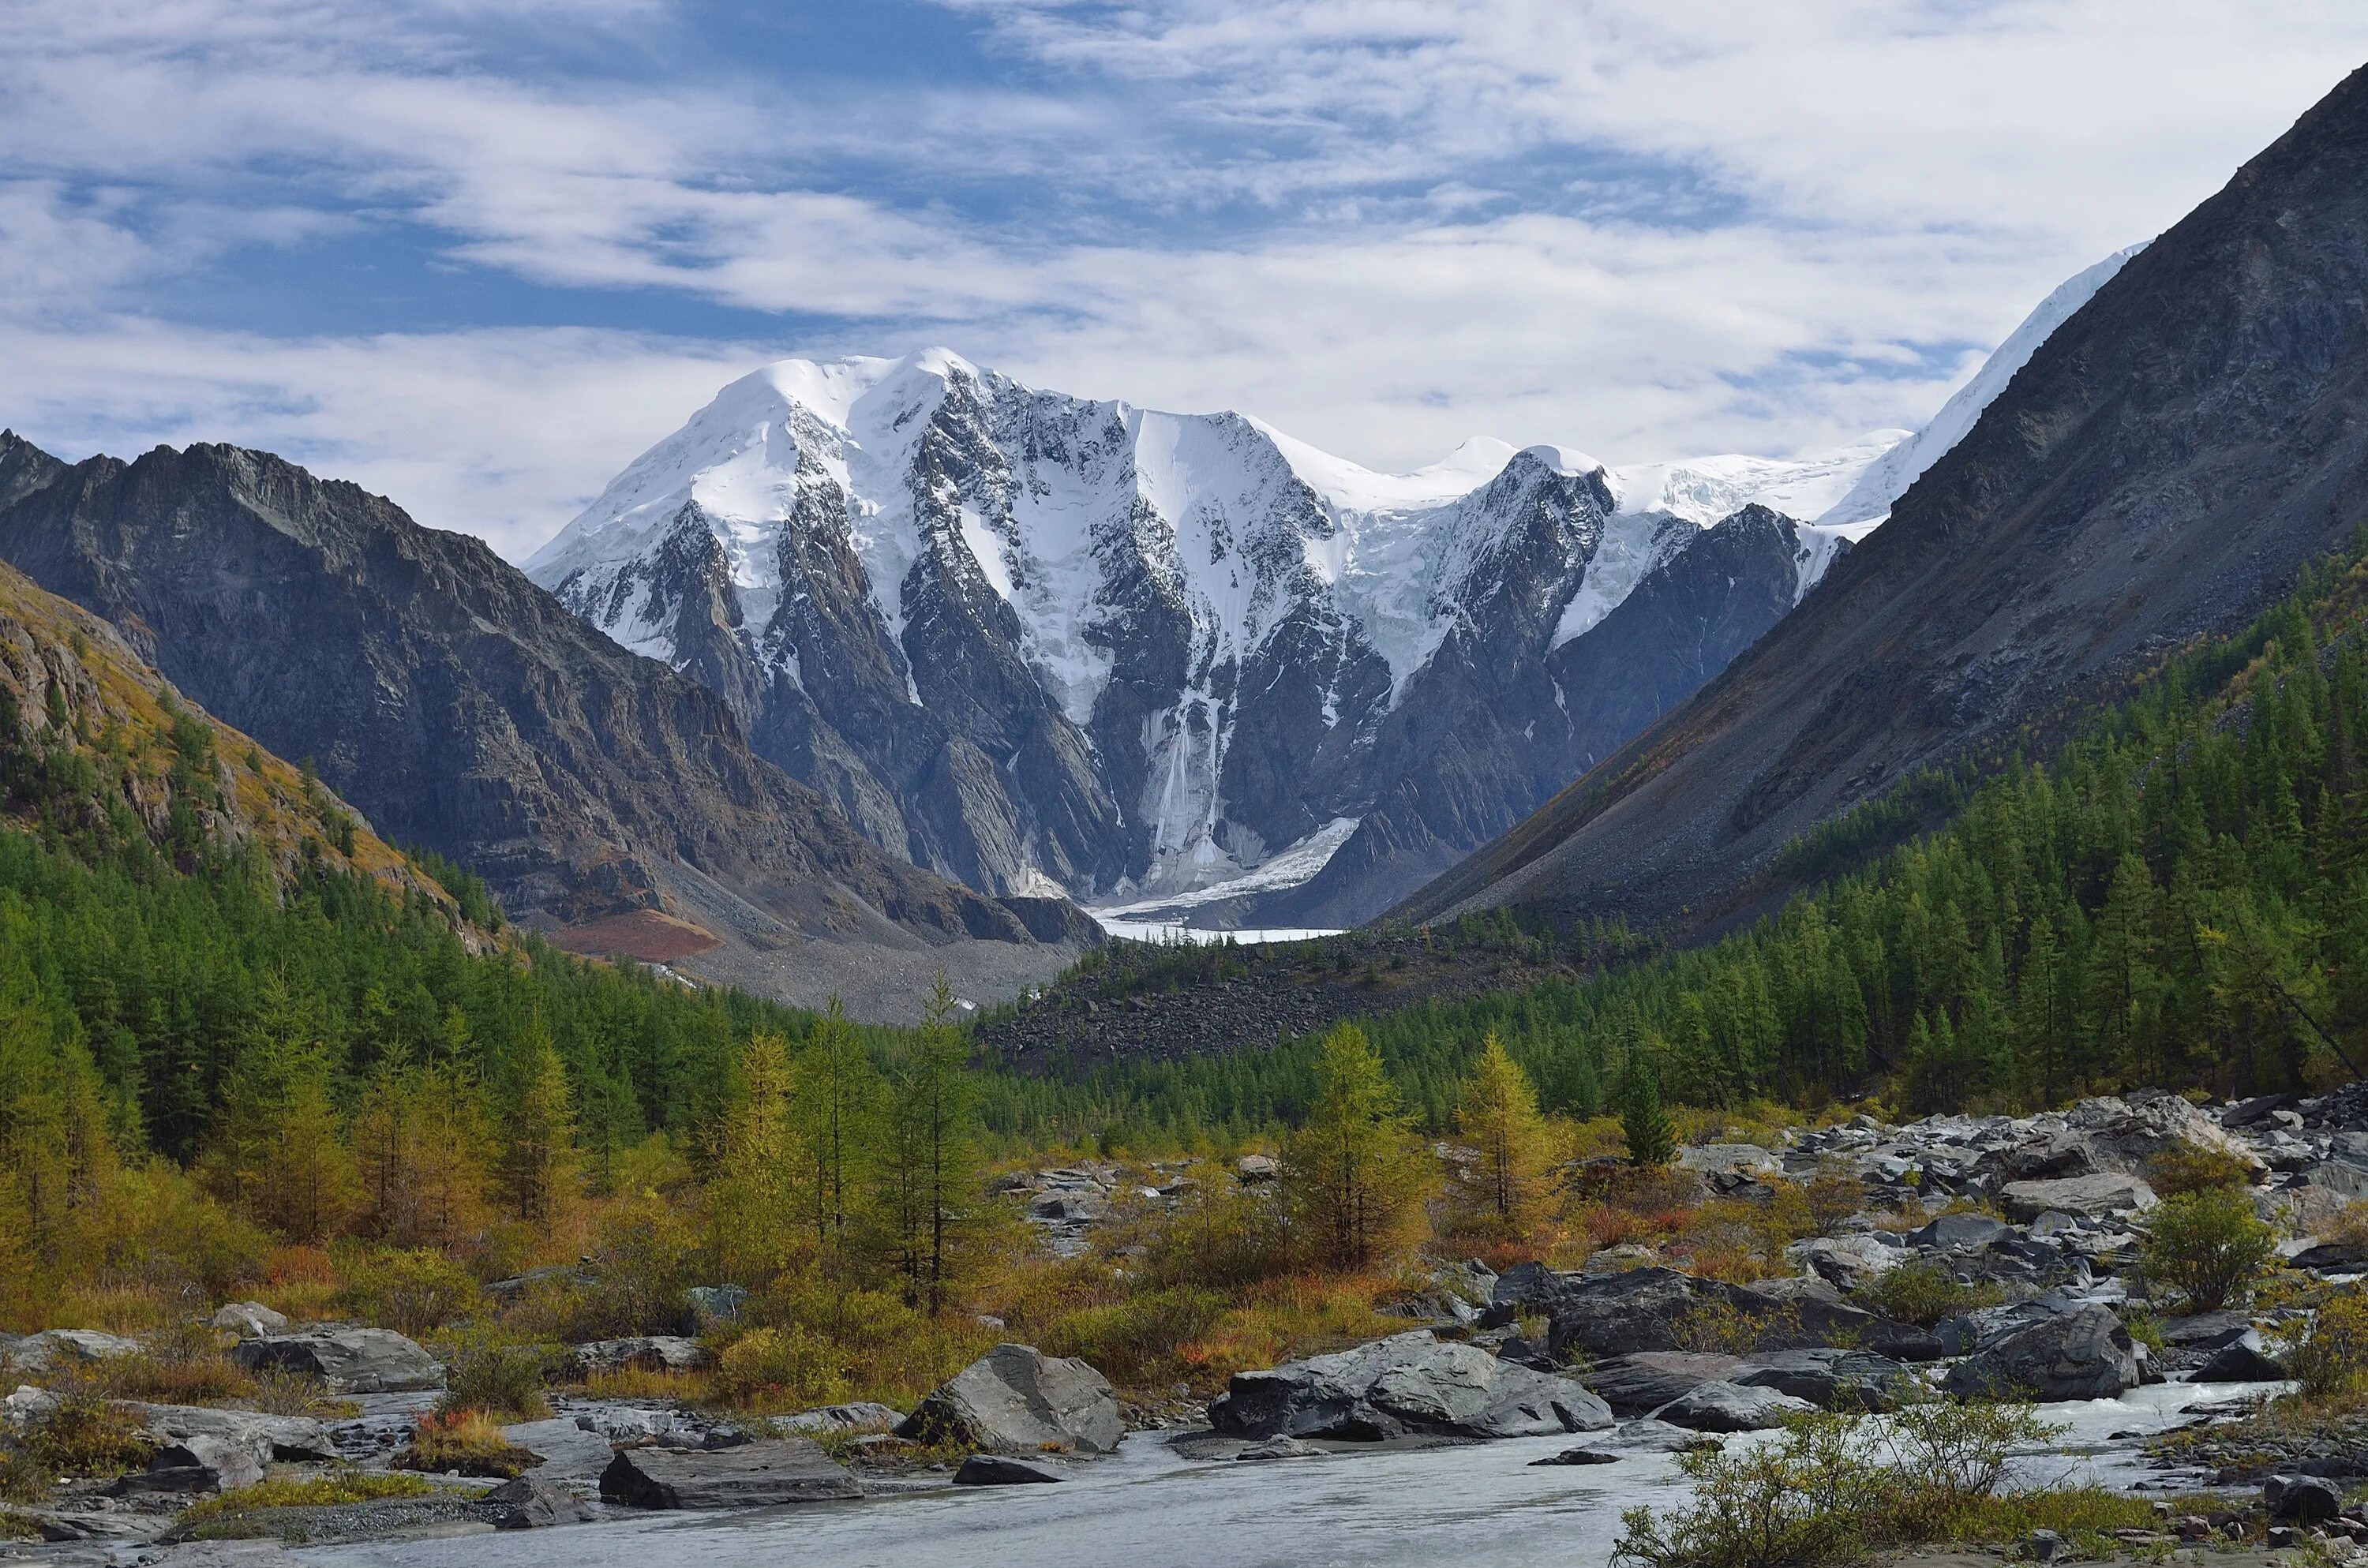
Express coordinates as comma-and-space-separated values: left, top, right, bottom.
528, 251, 2129, 917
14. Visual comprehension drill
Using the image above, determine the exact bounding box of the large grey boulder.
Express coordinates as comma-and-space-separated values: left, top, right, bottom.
481, 1473, 598, 1529
232, 1328, 441, 1393
2266, 1474, 2343, 1521
599, 1438, 860, 1509
1787, 1233, 1905, 1292
131, 1404, 338, 1464
564, 1336, 711, 1379
1657, 1381, 1816, 1432
210, 1303, 290, 1339
1729, 1349, 1912, 1412
1578, 1353, 1739, 1416
1940, 1304, 2140, 1401
1910, 1214, 2010, 1252
2000, 1174, 2156, 1222
2193, 1338, 2287, 1383
954, 1454, 1067, 1485
898, 1344, 1123, 1455
109, 1435, 264, 1495
1208, 1330, 1613, 1441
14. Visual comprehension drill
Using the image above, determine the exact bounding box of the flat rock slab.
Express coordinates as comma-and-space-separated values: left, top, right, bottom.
1529, 1447, 1621, 1466
234, 1330, 441, 1394
599, 1437, 860, 1510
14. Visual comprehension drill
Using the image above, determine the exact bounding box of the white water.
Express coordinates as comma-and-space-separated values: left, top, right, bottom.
302, 1380, 2257, 1568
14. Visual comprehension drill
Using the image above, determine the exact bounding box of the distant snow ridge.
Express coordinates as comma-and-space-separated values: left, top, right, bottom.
527, 253, 2123, 922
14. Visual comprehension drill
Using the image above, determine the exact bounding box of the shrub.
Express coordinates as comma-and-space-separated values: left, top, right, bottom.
1804, 1171, 1865, 1237
1856, 1259, 1999, 1327
245, 1370, 360, 1419
1043, 1288, 1227, 1388
2146, 1142, 2255, 1198
1616, 1400, 2063, 1568
437, 1338, 556, 1422
2140, 1188, 2279, 1312
339, 1248, 481, 1337
79, 1319, 255, 1405
9, 1394, 154, 1491
2287, 1289, 2368, 1403
714, 1326, 850, 1409
394, 1410, 539, 1479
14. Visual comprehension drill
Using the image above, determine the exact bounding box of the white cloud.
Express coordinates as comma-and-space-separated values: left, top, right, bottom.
2, 0, 2366, 559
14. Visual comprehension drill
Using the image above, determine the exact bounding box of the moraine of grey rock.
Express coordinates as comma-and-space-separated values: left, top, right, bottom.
898, 1344, 1124, 1455
1207, 1330, 1613, 1442
1941, 1304, 2140, 1401
233, 1329, 441, 1394
598, 1438, 860, 1510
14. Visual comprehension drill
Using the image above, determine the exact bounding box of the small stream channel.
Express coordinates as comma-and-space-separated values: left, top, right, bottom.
302, 1381, 2265, 1568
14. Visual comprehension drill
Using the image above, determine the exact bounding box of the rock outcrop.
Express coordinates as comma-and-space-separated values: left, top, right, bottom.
598, 1438, 861, 1510
1207, 1330, 1613, 1441
897, 1345, 1124, 1456
1941, 1304, 2141, 1401
232, 1329, 441, 1394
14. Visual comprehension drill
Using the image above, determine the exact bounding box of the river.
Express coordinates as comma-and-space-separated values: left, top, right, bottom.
302, 1381, 2257, 1568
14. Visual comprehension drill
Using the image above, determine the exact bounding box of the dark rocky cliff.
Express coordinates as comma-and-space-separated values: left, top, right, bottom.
1398, 61, 2368, 934
0, 436, 1096, 1012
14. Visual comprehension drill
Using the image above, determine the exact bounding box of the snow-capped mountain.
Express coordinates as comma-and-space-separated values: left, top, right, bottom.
527, 263, 2103, 926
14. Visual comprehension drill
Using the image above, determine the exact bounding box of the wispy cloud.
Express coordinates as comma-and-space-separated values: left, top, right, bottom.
2, 0, 2365, 556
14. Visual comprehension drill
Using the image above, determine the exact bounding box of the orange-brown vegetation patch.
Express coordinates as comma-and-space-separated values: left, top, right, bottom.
547, 909, 721, 963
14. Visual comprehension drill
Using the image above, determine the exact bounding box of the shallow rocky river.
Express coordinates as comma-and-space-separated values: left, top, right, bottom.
302, 1382, 2256, 1568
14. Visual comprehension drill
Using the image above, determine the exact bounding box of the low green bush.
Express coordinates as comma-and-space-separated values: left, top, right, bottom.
2140, 1188, 2279, 1312
1855, 1258, 2000, 1327
436, 1337, 557, 1422
1615, 1399, 2063, 1568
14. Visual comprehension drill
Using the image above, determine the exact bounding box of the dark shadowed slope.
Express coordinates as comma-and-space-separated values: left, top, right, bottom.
0, 436, 1095, 1017
1399, 61, 2368, 932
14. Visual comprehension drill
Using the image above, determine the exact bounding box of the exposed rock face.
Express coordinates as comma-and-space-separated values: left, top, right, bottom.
598, 1438, 861, 1509
0, 435, 1091, 1016
129, 1405, 338, 1465
1940, 1304, 2140, 1401
897, 1345, 1124, 1456
1399, 63, 2368, 935
232, 1329, 441, 1394
1207, 1330, 1613, 1441
532, 354, 1875, 927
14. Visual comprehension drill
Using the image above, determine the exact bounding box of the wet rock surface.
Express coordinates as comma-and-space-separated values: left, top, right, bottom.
598, 1437, 862, 1510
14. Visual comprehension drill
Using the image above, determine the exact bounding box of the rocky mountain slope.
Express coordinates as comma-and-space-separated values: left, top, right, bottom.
0, 436, 1093, 1018
1397, 62, 2368, 935
527, 357, 1907, 930
0, 556, 462, 919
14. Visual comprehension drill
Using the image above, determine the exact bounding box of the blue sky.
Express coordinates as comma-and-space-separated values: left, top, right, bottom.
6, 1, 2368, 558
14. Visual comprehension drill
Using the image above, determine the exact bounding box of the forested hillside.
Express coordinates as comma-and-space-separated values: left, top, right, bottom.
987, 537, 2368, 1144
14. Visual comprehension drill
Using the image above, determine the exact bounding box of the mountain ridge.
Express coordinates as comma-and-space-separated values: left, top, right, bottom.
1395, 61, 2368, 936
